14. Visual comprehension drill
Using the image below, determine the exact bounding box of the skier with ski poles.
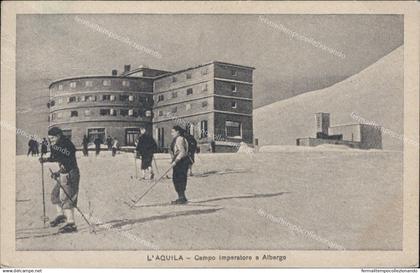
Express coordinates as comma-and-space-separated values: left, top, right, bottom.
169, 125, 190, 204
130, 125, 189, 207
38, 127, 80, 233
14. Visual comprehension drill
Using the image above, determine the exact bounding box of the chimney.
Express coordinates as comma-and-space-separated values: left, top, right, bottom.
112, 69, 118, 76
124, 64, 131, 73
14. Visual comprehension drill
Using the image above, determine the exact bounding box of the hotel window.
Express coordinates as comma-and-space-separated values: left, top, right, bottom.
186, 72, 192, 79
70, 82, 76, 88
80, 96, 86, 102
226, 121, 241, 138
68, 96, 76, 103
202, 101, 208, 108
158, 110, 163, 117
172, 76, 177, 83
110, 95, 116, 101
110, 109, 117, 116
100, 109, 111, 116
231, 69, 237, 76
231, 101, 237, 109
84, 109, 91, 116
120, 109, 129, 116
70, 111, 78, 117
85, 81, 93, 87
122, 80, 130, 87
201, 68, 208, 75
58, 84, 63, 91
231, 84, 237, 92
186, 88, 193, 96
50, 100, 55, 107
158, 94, 164, 102
128, 109, 134, 116
171, 106, 177, 113
119, 94, 129, 102
85, 95, 96, 102
87, 128, 105, 143
128, 95, 135, 102
186, 103, 191, 111
171, 91, 178, 98
145, 110, 152, 117
202, 83, 208, 92
200, 120, 208, 139
103, 80, 111, 86
102, 95, 111, 101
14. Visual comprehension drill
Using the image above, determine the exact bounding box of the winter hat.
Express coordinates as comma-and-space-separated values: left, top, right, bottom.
48, 127, 63, 136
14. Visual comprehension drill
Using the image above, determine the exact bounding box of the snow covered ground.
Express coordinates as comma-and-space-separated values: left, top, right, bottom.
16, 148, 403, 250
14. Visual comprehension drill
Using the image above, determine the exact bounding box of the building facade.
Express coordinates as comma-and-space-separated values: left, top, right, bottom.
296, 112, 382, 149
48, 62, 254, 152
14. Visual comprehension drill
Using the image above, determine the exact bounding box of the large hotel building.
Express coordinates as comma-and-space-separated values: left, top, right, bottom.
48, 62, 254, 152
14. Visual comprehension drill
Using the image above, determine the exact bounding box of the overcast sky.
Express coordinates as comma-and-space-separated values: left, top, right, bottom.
15, 14, 403, 153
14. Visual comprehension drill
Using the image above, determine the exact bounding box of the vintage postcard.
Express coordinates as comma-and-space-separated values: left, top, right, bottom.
1, 1, 418, 268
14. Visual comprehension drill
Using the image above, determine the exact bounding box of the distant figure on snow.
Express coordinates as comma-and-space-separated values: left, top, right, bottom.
94, 137, 102, 156
33, 139, 39, 156
41, 138, 49, 158
135, 127, 157, 180
27, 138, 36, 156
112, 137, 119, 157
82, 135, 89, 156
106, 136, 113, 151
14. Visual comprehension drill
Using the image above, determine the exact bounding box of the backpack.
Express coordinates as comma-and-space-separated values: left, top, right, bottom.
185, 134, 197, 155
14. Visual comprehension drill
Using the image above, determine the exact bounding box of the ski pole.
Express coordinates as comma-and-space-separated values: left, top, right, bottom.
130, 164, 173, 208
152, 155, 160, 176
40, 162, 49, 226
134, 155, 138, 179
48, 168, 96, 233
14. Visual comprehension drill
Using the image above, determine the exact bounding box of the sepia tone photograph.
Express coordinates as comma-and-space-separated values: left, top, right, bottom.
1, 1, 418, 268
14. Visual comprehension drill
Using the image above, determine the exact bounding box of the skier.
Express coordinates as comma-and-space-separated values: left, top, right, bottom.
27, 138, 35, 156
169, 125, 189, 204
33, 139, 39, 156
94, 137, 102, 156
106, 136, 113, 151
112, 137, 119, 157
38, 127, 80, 233
41, 138, 48, 158
82, 135, 89, 156
183, 130, 197, 176
135, 127, 157, 180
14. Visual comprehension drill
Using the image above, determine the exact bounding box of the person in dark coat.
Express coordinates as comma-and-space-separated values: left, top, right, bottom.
39, 127, 80, 233
27, 138, 35, 156
41, 138, 49, 157
135, 127, 157, 180
82, 135, 89, 156
169, 126, 189, 204
94, 137, 102, 156
33, 139, 39, 156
